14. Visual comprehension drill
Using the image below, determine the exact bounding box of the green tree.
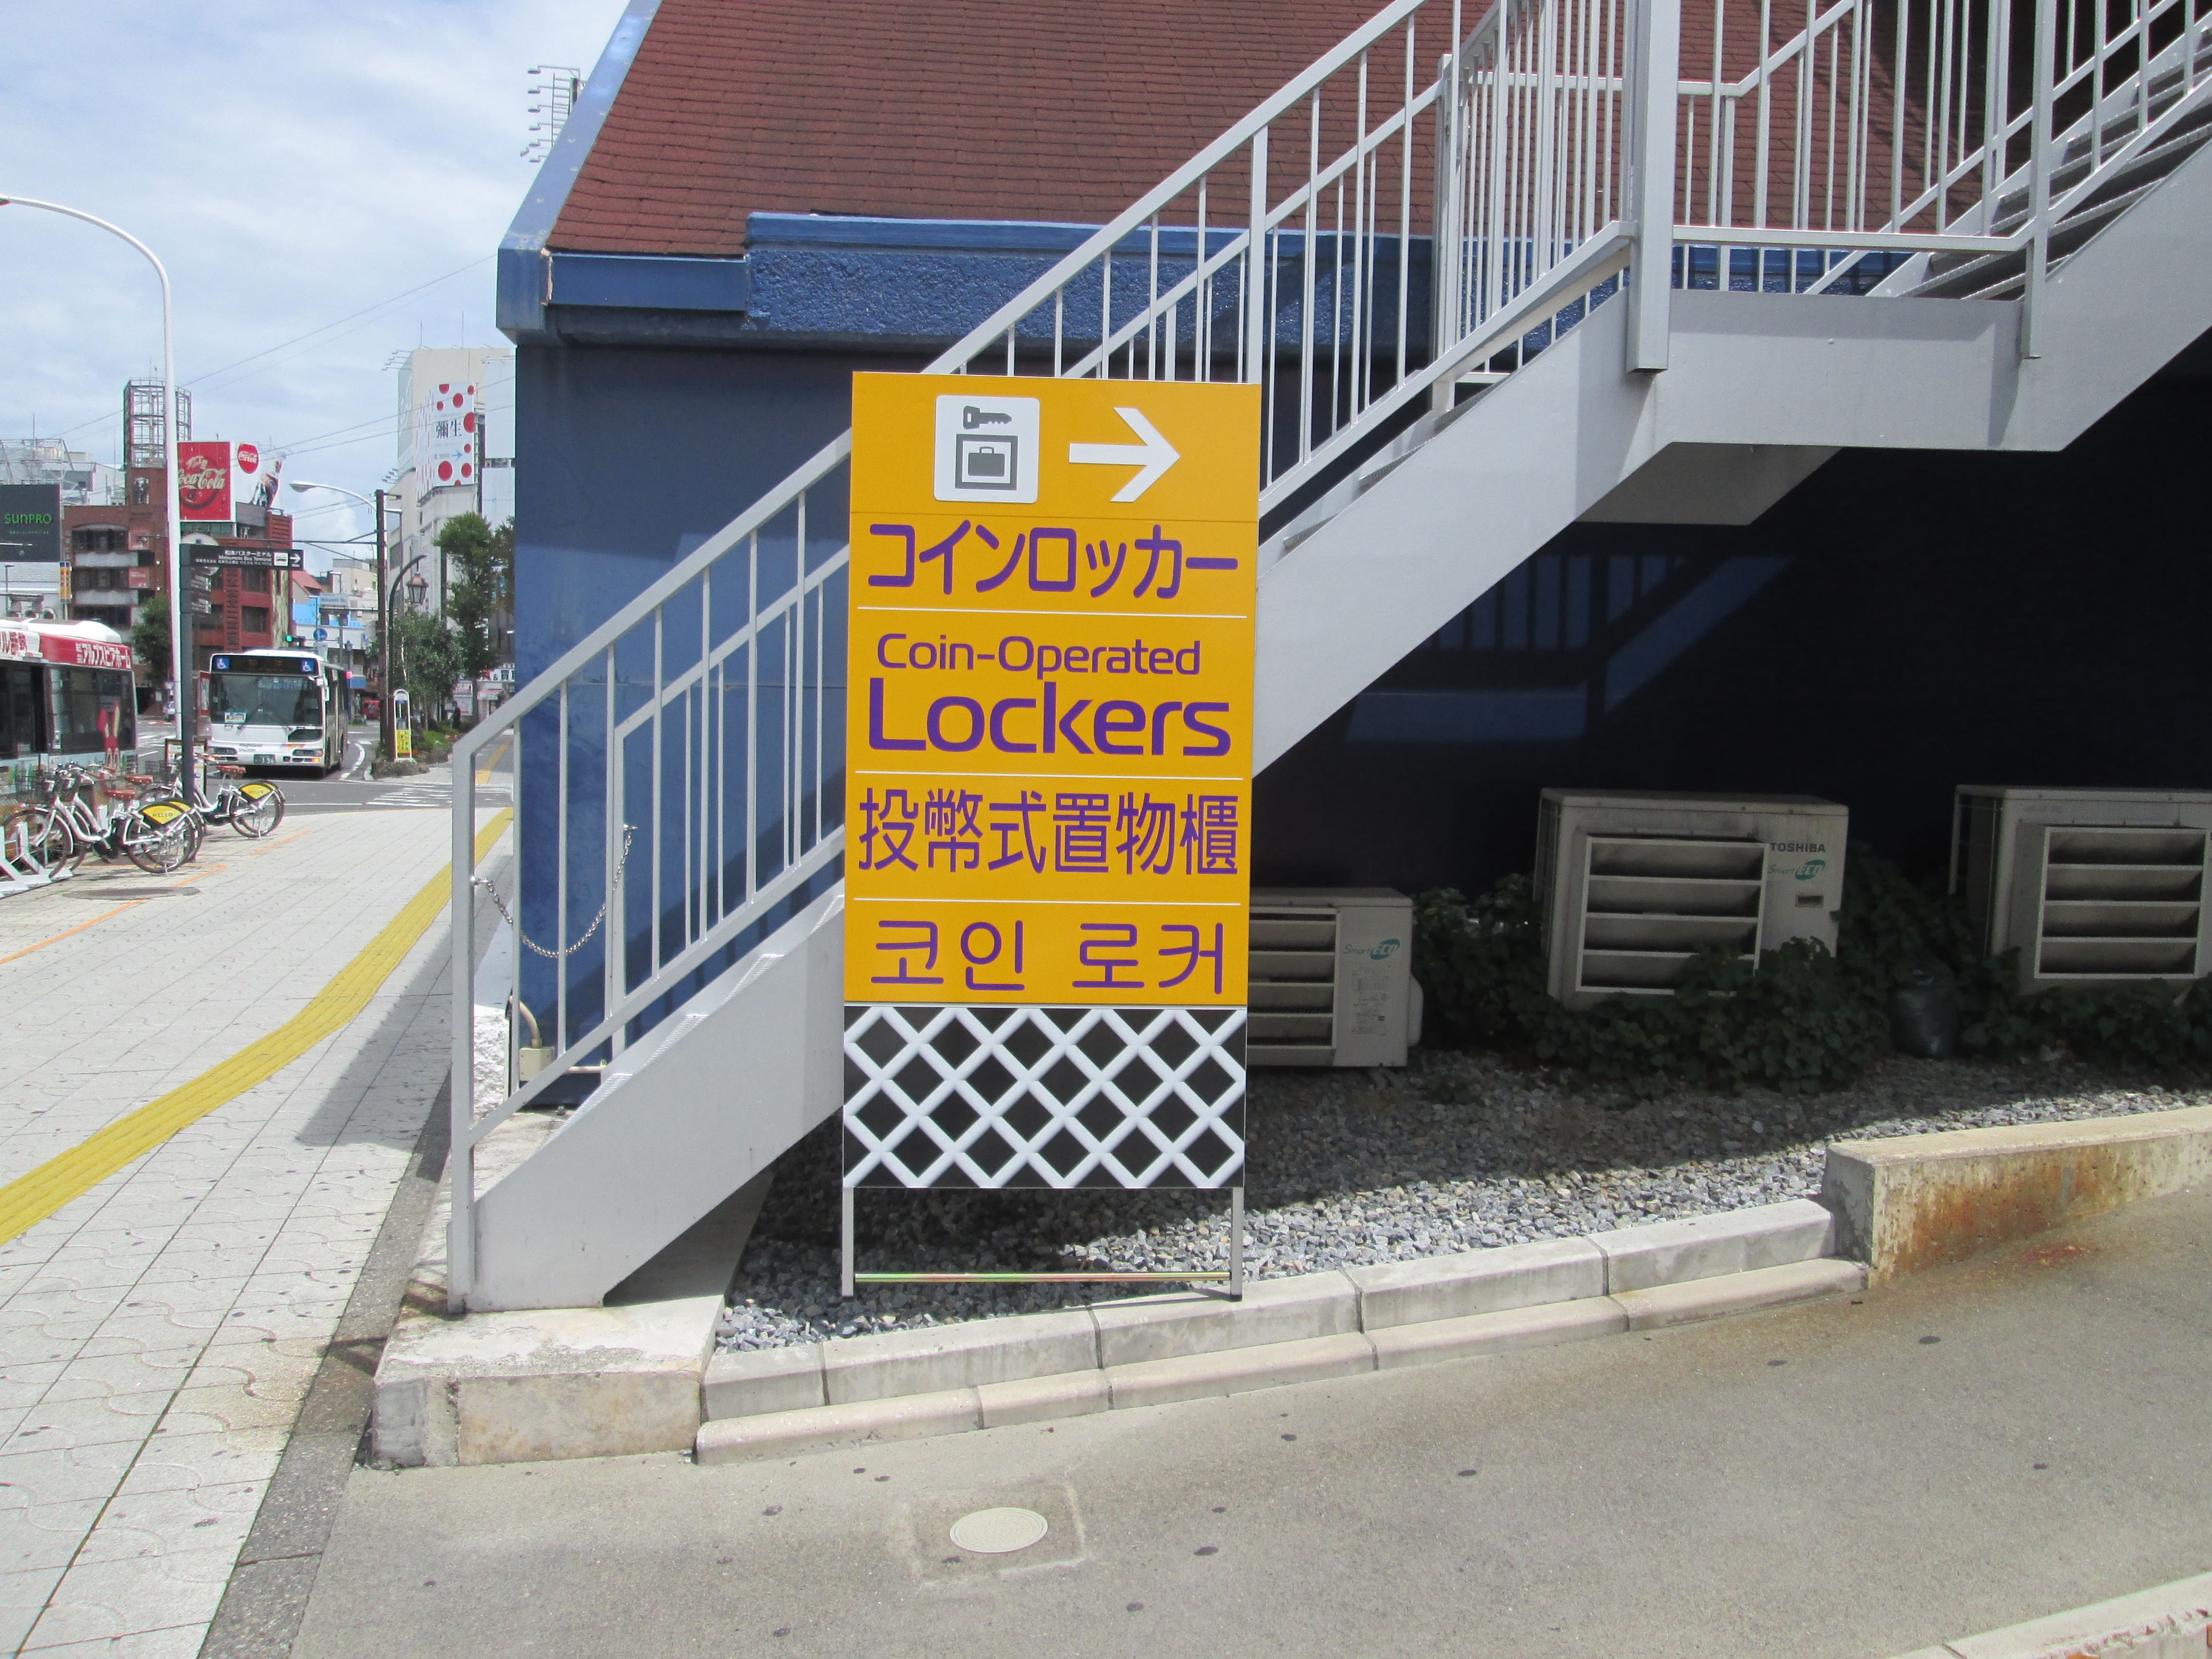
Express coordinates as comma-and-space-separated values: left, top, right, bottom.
387, 609, 463, 728
439, 512, 513, 718
132, 592, 171, 685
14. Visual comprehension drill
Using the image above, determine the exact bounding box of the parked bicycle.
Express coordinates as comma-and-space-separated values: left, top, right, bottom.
0, 765, 200, 875
146, 758, 285, 840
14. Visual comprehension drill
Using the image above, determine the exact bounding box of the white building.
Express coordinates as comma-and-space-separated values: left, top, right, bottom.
390, 348, 514, 617
0, 439, 120, 507
0, 564, 61, 620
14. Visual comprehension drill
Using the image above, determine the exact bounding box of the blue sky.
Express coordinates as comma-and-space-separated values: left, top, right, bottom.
1, 0, 625, 556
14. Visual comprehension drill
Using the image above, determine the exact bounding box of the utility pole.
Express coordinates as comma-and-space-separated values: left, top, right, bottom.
375, 486, 392, 765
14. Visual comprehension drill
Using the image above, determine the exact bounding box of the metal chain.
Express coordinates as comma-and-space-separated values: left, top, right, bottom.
472, 824, 636, 960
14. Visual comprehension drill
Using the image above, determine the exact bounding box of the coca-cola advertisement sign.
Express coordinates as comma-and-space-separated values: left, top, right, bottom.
179, 440, 231, 521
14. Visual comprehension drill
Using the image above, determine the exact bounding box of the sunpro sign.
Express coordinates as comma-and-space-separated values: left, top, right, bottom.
844, 374, 1260, 1008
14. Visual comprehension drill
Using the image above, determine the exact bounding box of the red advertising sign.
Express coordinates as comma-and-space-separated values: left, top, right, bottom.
0, 623, 135, 672
234, 443, 266, 507
126, 567, 153, 589
179, 441, 232, 521
41, 635, 135, 672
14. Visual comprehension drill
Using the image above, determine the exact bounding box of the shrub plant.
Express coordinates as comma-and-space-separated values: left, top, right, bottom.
1413, 848, 2212, 1094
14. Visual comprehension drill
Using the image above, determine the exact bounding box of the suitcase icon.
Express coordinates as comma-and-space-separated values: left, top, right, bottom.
955, 433, 1019, 490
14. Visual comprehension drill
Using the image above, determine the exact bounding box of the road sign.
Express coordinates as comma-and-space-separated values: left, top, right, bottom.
187, 544, 303, 570
313, 627, 329, 642
841, 373, 1261, 1240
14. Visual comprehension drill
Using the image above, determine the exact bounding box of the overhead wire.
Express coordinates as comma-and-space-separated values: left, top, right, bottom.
20, 255, 499, 448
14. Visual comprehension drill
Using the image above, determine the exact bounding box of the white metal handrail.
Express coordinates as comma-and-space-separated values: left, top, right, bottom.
446, 0, 2212, 1306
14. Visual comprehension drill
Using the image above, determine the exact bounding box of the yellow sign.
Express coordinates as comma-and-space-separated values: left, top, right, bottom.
845, 374, 1261, 1007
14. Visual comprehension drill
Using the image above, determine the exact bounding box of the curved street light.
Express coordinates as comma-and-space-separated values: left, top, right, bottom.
0, 194, 192, 784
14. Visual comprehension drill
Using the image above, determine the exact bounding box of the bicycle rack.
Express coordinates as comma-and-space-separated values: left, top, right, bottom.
0, 810, 70, 898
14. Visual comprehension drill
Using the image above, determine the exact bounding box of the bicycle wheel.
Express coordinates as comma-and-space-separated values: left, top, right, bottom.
230, 781, 285, 839
25, 807, 81, 871
126, 802, 194, 875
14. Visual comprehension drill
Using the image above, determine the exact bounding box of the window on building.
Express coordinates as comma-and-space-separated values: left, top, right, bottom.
71, 528, 125, 553
241, 568, 270, 594
242, 606, 269, 634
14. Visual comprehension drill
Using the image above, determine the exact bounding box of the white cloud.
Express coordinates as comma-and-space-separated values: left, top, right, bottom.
0, 0, 626, 559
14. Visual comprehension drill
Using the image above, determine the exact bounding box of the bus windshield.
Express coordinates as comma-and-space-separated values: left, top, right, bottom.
209, 673, 320, 731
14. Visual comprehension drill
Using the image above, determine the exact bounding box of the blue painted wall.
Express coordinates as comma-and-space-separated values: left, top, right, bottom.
1255, 369, 2212, 898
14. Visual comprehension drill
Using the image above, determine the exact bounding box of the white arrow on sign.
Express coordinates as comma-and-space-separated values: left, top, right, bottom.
1067, 407, 1181, 502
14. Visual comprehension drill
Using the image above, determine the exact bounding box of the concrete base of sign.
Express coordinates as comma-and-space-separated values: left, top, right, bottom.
372, 1118, 768, 1469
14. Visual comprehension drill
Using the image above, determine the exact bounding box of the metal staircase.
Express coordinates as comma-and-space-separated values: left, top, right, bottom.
448, 0, 2212, 1310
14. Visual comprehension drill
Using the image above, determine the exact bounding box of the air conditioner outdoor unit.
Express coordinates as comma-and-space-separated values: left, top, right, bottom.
1248, 889, 1417, 1067
1951, 786, 2212, 992
1536, 790, 1849, 1009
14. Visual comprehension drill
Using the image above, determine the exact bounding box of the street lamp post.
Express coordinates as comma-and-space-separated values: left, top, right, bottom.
290, 481, 397, 764
0, 194, 191, 786
387, 553, 428, 731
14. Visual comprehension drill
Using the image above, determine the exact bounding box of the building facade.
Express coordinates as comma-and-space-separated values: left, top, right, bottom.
391, 347, 514, 614
499, 0, 2212, 914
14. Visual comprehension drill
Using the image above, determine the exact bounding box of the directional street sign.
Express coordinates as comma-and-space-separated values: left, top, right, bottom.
841, 373, 1262, 1234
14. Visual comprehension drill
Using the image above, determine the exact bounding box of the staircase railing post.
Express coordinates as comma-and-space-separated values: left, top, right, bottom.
1625, 0, 1681, 373
1244, 125, 1270, 388
2023, 0, 2058, 359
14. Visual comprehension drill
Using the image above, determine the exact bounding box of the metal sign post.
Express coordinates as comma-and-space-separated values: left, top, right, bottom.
841, 373, 1261, 1298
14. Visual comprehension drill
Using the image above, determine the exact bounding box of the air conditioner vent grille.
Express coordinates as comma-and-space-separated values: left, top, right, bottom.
2033, 826, 2208, 981
1576, 836, 1766, 996
1248, 905, 1337, 1065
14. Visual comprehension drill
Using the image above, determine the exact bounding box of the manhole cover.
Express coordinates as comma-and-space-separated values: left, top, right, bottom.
948, 1508, 1048, 1554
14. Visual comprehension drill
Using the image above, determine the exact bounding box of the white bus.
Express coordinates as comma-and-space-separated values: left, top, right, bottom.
204, 650, 351, 775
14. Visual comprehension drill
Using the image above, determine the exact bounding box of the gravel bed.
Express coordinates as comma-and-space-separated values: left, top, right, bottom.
716, 1050, 2212, 1352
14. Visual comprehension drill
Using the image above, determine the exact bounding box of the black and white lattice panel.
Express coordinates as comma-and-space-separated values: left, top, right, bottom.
842, 1004, 1246, 1190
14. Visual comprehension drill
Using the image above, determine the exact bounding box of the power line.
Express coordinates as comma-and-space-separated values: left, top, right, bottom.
23, 256, 499, 447
184, 256, 493, 391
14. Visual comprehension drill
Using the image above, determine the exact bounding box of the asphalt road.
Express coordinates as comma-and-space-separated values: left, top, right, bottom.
179, 729, 515, 815
290, 1189, 2212, 1659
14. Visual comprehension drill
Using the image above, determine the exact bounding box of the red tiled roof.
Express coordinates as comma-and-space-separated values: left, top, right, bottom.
552, 0, 1392, 255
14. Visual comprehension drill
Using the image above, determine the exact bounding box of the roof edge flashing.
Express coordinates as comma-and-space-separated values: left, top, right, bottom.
498, 0, 663, 340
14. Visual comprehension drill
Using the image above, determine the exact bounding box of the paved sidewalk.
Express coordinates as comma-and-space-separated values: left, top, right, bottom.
291, 1189, 2212, 1659
0, 794, 490, 1655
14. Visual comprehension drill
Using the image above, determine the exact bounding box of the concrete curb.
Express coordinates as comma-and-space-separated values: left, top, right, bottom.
704, 1198, 1839, 1426
1823, 1105, 2212, 1283
389, 1108, 2212, 1470
1887, 1568, 2212, 1658
695, 1251, 1869, 1466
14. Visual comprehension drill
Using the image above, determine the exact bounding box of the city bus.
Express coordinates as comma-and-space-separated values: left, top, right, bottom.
0, 619, 139, 805
204, 650, 350, 775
